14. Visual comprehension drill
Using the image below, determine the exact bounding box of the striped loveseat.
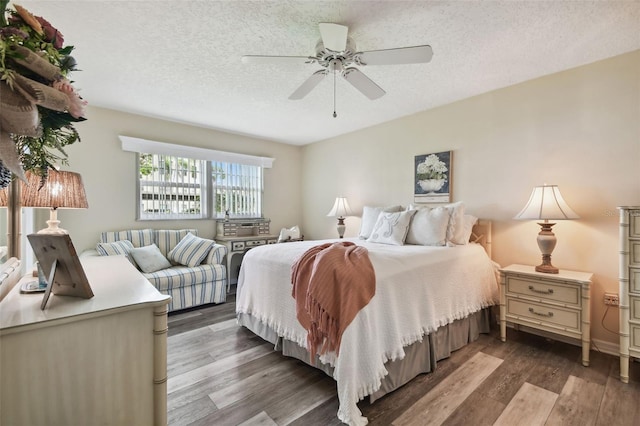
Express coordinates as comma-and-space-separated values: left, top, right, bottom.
95, 229, 227, 311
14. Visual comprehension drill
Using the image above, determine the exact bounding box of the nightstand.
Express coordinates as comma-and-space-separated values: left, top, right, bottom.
216, 235, 278, 292
499, 264, 593, 366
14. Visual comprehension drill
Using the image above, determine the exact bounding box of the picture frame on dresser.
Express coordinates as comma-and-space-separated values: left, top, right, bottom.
618, 206, 640, 383
27, 234, 93, 310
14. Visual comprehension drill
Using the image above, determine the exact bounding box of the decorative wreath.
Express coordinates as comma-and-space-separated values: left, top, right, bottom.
0, 0, 87, 188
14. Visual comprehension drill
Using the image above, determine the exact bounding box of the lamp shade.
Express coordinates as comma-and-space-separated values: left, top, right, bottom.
19, 170, 88, 209
514, 185, 579, 221
327, 197, 353, 218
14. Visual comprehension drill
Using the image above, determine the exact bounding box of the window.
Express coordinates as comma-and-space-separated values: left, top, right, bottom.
138, 153, 207, 220
121, 136, 274, 221
212, 161, 263, 219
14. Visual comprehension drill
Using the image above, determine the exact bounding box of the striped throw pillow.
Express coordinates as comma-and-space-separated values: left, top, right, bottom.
167, 232, 215, 267
96, 240, 138, 267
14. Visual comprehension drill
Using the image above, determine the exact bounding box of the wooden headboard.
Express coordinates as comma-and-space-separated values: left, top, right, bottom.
470, 219, 492, 259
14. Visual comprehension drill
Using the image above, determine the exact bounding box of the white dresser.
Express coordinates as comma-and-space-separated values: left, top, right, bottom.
619, 206, 640, 383
0, 255, 171, 425
500, 264, 593, 366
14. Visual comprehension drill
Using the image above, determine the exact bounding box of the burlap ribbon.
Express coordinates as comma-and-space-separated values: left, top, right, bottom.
10, 45, 63, 82
0, 45, 70, 179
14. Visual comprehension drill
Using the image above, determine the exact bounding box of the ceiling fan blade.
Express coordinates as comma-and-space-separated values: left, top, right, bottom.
357, 45, 433, 66
289, 70, 328, 100
241, 55, 314, 65
342, 68, 385, 100
319, 23, 348, 52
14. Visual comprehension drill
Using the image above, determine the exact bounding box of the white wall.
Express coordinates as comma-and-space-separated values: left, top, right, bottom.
300, 50, 640, 344
58, 107, 303, 253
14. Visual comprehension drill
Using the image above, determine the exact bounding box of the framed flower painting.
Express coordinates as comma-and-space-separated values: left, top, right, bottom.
414, 151, 452, 203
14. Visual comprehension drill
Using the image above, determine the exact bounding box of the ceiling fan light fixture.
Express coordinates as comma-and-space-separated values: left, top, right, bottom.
243, 22, 433, 106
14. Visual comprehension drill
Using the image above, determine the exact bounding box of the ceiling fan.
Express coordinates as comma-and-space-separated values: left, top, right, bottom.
241, 23, 433, 117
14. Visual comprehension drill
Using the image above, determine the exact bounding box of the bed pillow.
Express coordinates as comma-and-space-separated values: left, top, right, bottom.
358, 205, 403, 239
405, 206, 450, 246
367, 210, 416, 245
444, 201, 467, 245
96, 240, 138, 267
130, 244, 172, 273
167, 232, 215, 267
460, 214, 478, 244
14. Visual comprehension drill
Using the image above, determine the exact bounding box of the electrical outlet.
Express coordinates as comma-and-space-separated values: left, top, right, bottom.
604, 293, 619, 306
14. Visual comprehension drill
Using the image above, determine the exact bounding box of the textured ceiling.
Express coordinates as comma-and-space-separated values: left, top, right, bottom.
18, 1, 640, 145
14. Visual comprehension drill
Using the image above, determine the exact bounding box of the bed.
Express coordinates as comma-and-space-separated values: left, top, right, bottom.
236, 219, 499, 425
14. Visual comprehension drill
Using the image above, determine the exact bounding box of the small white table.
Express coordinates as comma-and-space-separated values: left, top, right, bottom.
0, 255, 171, 425
500, 264, 593, 366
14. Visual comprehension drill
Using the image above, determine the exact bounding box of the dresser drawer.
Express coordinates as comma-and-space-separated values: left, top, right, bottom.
631, 295, 640, 321
245, 239, 266, 248
630, 211, 640, 238
506, 298, 580, 332
506, 276, 579, 306
231, 241, 246, 251
631, 268, 640, 294
630, 240, 640, 268
631, 323, 640, 350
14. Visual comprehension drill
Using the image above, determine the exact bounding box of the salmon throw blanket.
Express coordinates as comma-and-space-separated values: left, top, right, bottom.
291, 241, 375, 360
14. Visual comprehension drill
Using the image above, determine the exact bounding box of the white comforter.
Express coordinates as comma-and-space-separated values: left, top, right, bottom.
235, 238, 499, 425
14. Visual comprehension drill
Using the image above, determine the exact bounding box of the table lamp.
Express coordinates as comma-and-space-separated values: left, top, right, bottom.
9, 170, 88, 234
514, 184, 579, 274
327, 197, 353, 238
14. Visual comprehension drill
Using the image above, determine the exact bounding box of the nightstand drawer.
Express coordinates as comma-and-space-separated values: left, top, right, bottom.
631, 295, 640, 321
506, 298, 580, 331
506, 276, 579, 306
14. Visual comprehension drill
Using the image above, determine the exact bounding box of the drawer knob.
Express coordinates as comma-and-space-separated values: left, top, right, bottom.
529, 307, 554, 318
528, 285, 554, 295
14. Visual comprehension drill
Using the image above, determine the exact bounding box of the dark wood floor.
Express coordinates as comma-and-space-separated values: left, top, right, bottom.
167, 296, 640, 426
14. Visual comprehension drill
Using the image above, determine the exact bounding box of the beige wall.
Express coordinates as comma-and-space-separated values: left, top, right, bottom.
301, 50, 640, 345
58, 107, 303, 253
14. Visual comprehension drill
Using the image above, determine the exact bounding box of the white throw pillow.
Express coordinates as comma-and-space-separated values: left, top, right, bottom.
167, 232, 215, 267
444, 202, 466, 245
130, 244, 172, 273
358, 205, 403, 239
96, 240, 138, 267
367, 210, 416, 245
405, 206, 450, 246
278, 225, 301, 242
460, 214, 478, 245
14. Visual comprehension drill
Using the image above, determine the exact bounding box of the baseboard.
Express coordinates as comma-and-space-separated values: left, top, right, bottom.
591, 338, 620, 357
505, 323, 620, 357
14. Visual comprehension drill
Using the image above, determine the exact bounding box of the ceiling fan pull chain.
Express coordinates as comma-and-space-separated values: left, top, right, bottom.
333, 70, 337, 118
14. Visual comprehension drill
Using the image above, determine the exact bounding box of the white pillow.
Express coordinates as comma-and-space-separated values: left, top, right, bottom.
278, 225, 301, 242
96, 240, 138, 267
130, 244, 172, 273
367, 210, 416, 245
358, 205, 403, 239
461, 214, 478, 245
405, 206, 450, 246
444, 202, 466, 245
167, 232, 215, 267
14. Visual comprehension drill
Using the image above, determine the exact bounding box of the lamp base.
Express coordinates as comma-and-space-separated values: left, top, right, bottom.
535, 256, 559, 274
336, 217, 345, 239
37, 211, 69, 234
536, 222, 559, 274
